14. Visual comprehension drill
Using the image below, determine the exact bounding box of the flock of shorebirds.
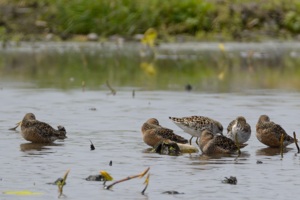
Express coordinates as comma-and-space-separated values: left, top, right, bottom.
141, 115, 297, 154
17, 113, 297, 155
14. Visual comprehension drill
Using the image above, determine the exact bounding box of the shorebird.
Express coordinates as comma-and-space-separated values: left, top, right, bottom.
256, 115, 295, 147
169, 116, 223, 145
21, 113, 67, 143
198, 129, 247, 154
227, 116, 251, 144
141, 118, 188, 147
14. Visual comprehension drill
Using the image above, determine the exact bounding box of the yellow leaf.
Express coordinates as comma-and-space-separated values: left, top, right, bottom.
100, 171, 113, 181
3, 190, 42, 196
143, 173, 150, 185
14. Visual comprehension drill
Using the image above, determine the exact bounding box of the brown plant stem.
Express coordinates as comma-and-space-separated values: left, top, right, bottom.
8, 121, 21, 131
105, 167, 150, 190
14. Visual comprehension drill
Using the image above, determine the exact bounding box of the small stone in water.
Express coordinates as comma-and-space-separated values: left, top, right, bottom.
85, 175, 104, 181
162, 191, 184, 195
222, 176, 237, 185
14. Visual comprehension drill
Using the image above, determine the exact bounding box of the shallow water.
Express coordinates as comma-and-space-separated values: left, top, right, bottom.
1, 87, 300, 200
1, 42, 300, 199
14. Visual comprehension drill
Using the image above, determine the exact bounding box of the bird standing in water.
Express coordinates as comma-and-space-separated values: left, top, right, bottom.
227, 116, 251, 144
21, 113, 67, 143
256, 115, 295, 148
169, 116, 223, 145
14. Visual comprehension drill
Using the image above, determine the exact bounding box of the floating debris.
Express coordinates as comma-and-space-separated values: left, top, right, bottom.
89, 140, 95, 151
132, 90, 135, 98
89, 107, 97, 111
256, 160, 263, 164
162, 191, 184, 195
222, 176, 237, 185
109, 160, 112, 166
85, 175, 105, 181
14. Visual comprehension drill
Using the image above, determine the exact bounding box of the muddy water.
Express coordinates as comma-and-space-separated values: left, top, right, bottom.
1, 87, 300, 200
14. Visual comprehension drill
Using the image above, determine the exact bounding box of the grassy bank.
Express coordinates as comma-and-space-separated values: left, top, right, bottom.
1, 0, 300, 42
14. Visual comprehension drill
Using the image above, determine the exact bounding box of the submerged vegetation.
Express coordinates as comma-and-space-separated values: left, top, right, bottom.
1, 0, 300, 41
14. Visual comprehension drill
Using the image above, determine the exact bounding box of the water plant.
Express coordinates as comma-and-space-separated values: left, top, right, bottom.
280, 133, 284, 159
293, 132, 300, 153
57, 169, 70, 197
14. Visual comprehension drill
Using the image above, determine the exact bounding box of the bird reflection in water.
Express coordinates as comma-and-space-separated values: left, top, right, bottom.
20, 142, 63, 154
256, 147, 292, 156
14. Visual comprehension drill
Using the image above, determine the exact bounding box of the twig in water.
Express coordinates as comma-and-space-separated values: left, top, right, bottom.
58, 169, 70, 197
293, 132, 300, 153
9, 121, 21, 131
141, 173, 150, 195
104, 167, 150, 190
89, 140, 95, 150
106, 80, 116, 95
280, 133, 284, 159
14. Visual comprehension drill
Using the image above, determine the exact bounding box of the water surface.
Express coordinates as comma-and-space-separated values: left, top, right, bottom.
1, 88, 300, 200
1, 42, 300, 199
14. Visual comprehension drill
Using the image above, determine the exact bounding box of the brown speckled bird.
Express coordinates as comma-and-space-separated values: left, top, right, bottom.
141, 118, 188, 147
256, 115, 295, 148
169, 116, 223, 145
21, 113, 67, 143
198, 129, 247, 154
